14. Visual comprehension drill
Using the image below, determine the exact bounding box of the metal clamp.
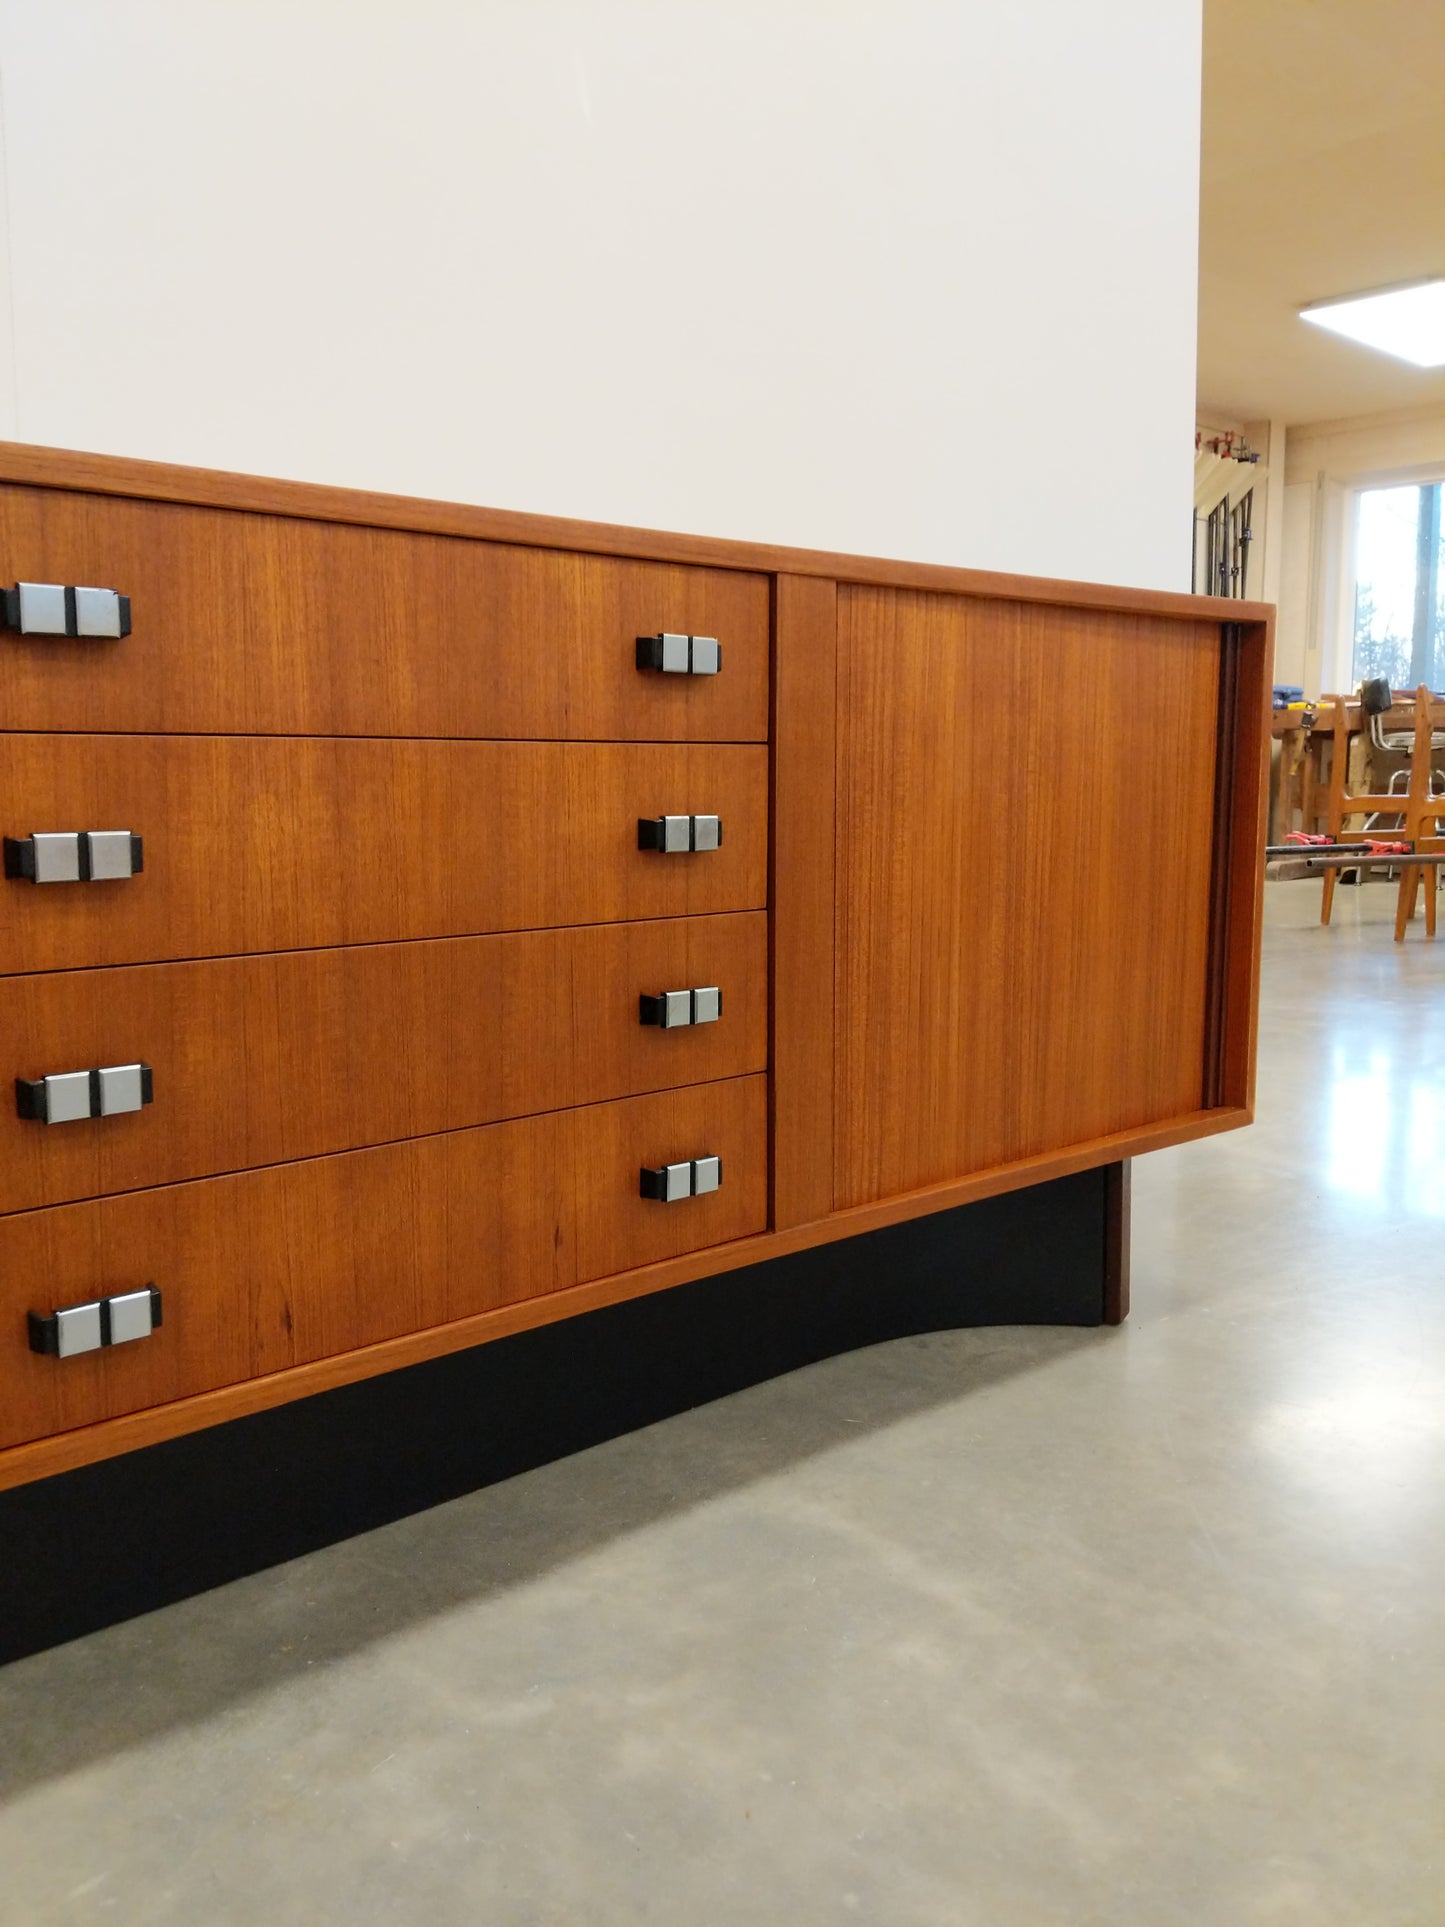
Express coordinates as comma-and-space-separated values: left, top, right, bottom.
639, 1155, 722, 1202
639, 986, 722, 1029
636, 633, 721, 676
16, 1062, 154, 1124
3, 583, 131, 639
637, 815, 722, 854
3, 830, 143, 883
28, 1285, 163, 1359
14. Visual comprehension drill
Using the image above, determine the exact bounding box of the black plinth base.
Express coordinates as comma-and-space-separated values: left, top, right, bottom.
0, 1164, 1119, 1665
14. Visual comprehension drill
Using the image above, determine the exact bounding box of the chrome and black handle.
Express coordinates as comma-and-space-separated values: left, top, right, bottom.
639, 1155, 722, 1202
28, 1286, 163, 1359
16, 1062, 154, 1124
3, 830, 143, 883
636, 633, 720, 676
637, 815, 722, 854
639, 986, 722, 1029
3, 583, 131, 639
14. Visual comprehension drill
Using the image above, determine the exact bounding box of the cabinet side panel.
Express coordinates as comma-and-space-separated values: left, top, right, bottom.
835, 589, 1223, 1208
1221, 617, 1271, 1114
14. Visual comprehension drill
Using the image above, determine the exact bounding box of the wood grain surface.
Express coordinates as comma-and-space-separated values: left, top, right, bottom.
0, 736, 767, 971
0, 485, 769, 741
834, 590, 1225, 1209
0, 438, 1275, 1489
0, 1101, 1251, 1490
0, 913, 767, 1213
769, 574, 837, 1230
0, 1073, 767, 1451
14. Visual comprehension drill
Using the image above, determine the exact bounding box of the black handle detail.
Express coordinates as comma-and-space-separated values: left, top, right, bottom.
27, 1310, 65, 1356
3, 837, 34, 880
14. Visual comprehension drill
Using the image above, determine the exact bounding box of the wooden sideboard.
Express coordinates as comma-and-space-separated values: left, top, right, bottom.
0, 443, 1271, 1493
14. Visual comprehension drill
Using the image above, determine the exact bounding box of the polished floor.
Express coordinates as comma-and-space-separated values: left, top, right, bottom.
2, 882, 1443, 1925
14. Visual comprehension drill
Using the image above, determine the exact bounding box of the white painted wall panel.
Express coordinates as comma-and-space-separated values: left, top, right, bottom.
0, 0, 1203, 588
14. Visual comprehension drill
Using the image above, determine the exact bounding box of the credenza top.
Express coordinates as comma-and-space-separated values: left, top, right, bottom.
0, 440, 1272, 626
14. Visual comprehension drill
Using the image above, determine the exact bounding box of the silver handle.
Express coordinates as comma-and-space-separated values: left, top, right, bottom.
3, 830, 143, 883
636, 633, 720, 676
639, 986, 722, 1029
16, 1062, 154, 1124
3, 583, 131, 639
28, 1286, 163, 1359
637, 815, 722, 854
639, 1155, 722, 1202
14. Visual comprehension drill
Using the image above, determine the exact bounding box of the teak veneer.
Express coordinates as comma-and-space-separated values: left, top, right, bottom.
834, 591, 1225, 1204
0, 736, 768, 971
0, 1074, 769, 1453
0, 913, 768, 1214
0, 483, 771, 741
0, 441, 1270, 1491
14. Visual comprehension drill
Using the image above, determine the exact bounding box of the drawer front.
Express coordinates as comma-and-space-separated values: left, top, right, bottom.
0, 737, 768, 971
0, 913, 768, 1213
0, 487, 769, 741
0, 1074, 767, 1450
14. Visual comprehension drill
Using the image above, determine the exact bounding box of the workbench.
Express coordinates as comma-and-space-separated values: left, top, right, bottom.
1272, 697, 1445, 841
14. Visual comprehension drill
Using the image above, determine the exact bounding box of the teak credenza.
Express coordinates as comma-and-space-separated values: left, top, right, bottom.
0, 443, 1270, 1495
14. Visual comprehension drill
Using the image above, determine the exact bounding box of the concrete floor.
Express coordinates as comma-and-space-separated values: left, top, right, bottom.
2, 881, 1443, 1925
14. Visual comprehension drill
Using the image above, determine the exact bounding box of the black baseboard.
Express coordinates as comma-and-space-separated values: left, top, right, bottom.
0, 1165, 1115, 1664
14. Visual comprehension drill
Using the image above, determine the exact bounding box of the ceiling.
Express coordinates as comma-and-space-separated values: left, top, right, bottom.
1198, 0, 1445, 426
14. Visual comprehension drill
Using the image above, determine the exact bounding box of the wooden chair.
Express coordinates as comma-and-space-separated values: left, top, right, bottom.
1319, 684, 1442, 939
1317, 686, 1408, 925
1393, 686, 1445, 941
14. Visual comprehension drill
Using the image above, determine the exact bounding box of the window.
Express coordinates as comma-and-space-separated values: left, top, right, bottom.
1351, 482, 1445, 689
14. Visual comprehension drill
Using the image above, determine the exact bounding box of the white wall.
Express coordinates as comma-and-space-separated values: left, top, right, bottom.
1276, 480, 1315, 688
0, 0, 1203, 590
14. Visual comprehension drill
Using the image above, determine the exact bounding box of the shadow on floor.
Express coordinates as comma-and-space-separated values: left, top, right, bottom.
0, 1329, 1104, 1800
0, 1177, 1112, 1795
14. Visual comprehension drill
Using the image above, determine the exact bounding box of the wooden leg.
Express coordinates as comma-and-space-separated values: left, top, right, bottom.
1395, 867, 1419, 942
1427, 867, 1438, 939
1103, 1160, 1130, 1325
1321, 866, 1337, 925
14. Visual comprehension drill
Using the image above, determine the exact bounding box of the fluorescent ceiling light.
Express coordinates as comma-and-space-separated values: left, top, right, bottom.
1300, 279, 1445, 369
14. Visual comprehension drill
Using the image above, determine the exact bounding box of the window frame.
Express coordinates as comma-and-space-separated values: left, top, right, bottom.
1329, 460, 1445, 694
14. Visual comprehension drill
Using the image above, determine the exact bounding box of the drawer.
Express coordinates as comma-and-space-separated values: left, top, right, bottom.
0, 486, 769, 740
0, 1074, 767, 1450
0, 737, 768, 971
0, 913, 768, 1212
